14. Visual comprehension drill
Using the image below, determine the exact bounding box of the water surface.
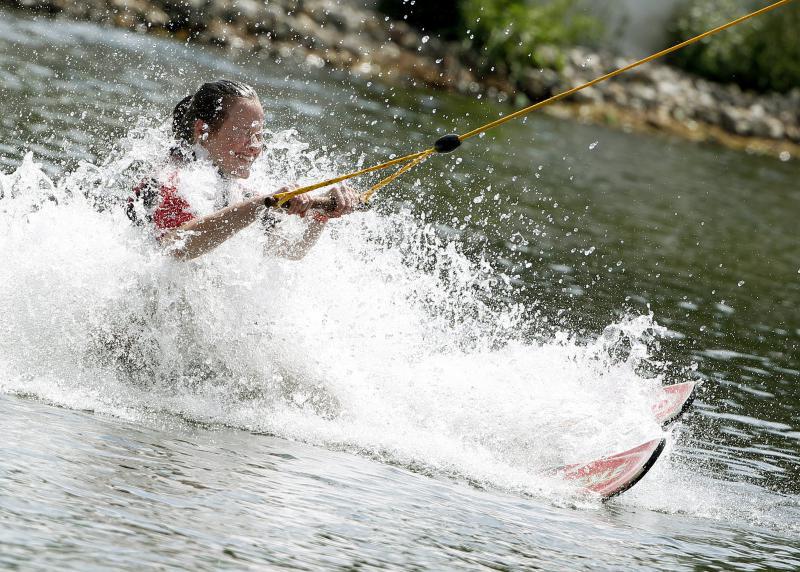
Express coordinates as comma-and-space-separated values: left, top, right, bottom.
1, 10, 799, 570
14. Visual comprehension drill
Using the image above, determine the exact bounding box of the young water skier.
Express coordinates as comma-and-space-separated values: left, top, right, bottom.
128, 79, 358, 260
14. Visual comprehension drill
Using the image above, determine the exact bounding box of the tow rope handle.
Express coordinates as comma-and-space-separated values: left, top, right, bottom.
434, 134, 462, 153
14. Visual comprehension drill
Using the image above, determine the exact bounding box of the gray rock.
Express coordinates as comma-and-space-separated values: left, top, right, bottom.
571, 85, 603, 104
605, 83, 629, 107
519, 68, 560, 99
750, 114, 785, 139
628, 84, 658, 108
694, 105, 720, 125
234, 0, 262, 20
720, 106, 751, 136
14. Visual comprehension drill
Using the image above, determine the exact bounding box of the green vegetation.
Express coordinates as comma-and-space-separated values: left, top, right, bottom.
669, 0, 800, 93
460, 0, 600, 75
378, 0, 601, 78
378, 0, 799, 94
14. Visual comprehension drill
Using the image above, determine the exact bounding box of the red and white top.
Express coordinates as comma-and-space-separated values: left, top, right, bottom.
127, 164, 264, 236
127, 171, 191, 235
149, 172, 194, 233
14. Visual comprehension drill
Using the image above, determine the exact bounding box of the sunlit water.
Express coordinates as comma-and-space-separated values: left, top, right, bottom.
1, 11, 798, 570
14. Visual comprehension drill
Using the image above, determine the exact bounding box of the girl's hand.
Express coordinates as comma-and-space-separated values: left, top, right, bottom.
327, 184, 358, 218
280, 185, 314, 216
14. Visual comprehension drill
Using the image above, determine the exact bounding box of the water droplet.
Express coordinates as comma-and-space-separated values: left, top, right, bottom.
737, 280, 745, 287
421, 36, 430, 44
589, 141, 598, 150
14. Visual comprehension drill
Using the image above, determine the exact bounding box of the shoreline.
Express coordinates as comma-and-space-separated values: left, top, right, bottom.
4, 0, 798, 161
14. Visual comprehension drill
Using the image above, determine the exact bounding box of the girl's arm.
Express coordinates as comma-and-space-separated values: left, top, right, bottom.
160, 185, 355, 261
264, 211, 330, 261
159, 195, 266, 260
263, 184, 358, 261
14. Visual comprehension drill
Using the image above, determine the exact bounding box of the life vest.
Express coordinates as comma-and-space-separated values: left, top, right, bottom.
127, 171, 193, 234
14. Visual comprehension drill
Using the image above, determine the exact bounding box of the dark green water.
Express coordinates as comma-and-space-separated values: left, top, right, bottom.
1, 9, 798, 571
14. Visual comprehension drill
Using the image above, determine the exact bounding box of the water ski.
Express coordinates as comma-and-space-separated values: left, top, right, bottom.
554, 438, 666, 499
652, 381, 697, 427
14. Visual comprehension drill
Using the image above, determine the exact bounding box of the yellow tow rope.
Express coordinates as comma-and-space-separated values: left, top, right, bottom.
274, 0, 794, 207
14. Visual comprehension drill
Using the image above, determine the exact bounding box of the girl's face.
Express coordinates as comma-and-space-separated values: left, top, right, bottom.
196, 97, 264, 178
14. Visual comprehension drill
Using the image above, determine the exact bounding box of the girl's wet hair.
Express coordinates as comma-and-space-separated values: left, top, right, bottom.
172, 79, 258, 146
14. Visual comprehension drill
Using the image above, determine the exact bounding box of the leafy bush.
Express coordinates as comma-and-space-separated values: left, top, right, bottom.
377, 0, 601, 78
461, 0, 601, 76
669, 0, 800, 93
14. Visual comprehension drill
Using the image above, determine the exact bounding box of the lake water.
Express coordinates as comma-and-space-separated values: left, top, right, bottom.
1, 10, 798, 571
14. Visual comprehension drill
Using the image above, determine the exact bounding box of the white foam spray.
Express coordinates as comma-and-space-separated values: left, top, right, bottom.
2, 124, 681, 505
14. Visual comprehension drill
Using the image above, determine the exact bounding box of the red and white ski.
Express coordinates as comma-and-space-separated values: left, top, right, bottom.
652, 381, 697, 427
550, 381, 695, 499
555, 438, 666, 499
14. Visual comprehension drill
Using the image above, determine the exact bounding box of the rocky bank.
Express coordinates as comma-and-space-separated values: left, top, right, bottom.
4, 0, 799, 159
